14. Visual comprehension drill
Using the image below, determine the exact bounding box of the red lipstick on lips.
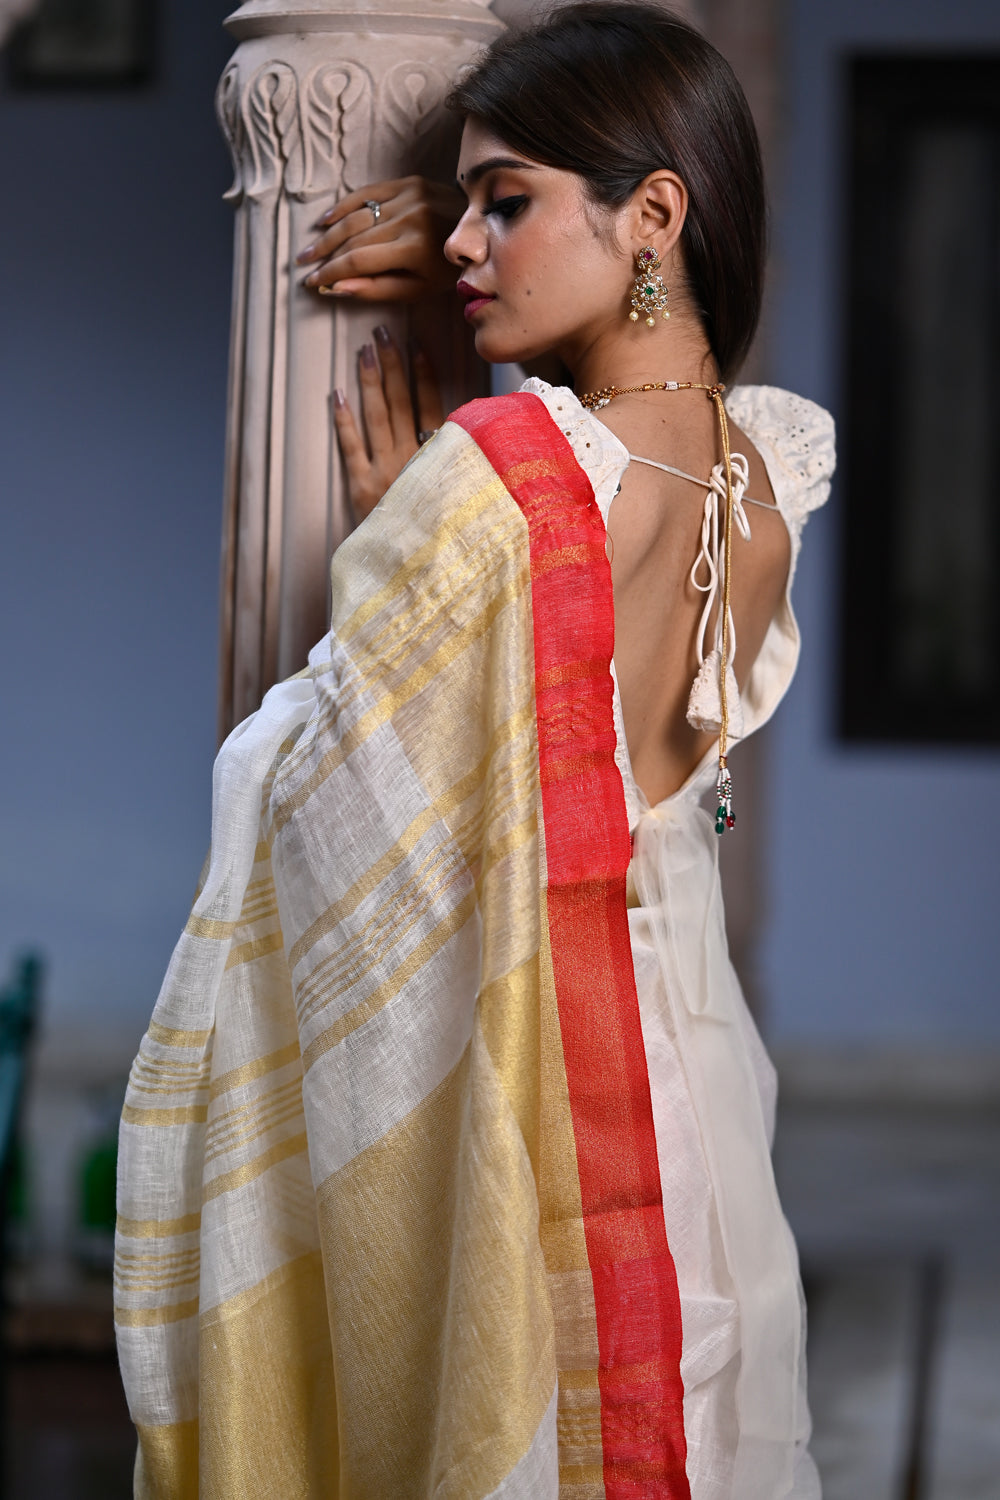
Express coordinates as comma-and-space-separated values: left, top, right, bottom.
456, 279, 495, 319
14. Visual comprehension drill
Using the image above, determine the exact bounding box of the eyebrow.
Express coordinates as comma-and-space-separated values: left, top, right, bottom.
457, 156, 540, 190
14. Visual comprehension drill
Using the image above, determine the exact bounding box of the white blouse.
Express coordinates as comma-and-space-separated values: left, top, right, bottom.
524, 379, 836, 1500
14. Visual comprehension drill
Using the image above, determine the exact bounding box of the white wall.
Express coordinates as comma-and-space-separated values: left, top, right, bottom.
762, 0, 1000, 1048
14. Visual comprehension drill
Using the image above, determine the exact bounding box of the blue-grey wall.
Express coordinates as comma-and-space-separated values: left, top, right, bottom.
1, 0, 997, 1072
762, 0, 1000, 1046
0, 1, 235, 1065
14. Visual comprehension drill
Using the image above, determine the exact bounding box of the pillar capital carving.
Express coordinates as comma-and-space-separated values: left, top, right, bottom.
225, 0, 502, 42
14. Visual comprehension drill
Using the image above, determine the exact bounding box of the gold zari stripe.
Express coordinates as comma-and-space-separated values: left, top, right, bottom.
115, 1295, 200, 1328
147, 1020, 212, 1049
122, 1103, 209, 1127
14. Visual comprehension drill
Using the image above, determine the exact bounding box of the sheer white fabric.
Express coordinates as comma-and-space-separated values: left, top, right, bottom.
524, 379, 835, 1500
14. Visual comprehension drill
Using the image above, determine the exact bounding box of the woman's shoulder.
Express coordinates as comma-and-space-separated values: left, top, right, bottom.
517, 378, 630, 517
725, 384, 836, 535
725, 383, 836, 483
728, 384, 839, 537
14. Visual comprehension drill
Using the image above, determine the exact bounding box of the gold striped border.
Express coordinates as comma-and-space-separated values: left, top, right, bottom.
184, 914, 238, 941
272, 574, 523, 836
301, 890, 477, 1072
148, 1021, 212, 1049
224, 929, 284, 971
121, 1103, 209, 1127
117, 1210, 201, 1240
335, 479, 511, 647
209, 1041, 301, 1103
115, 1296, 200, 1329
204, 1079, 304, 1166
270, 481, 512, 792
202, 1131, 308, 1203
559, 1464, 605, 1486
287, 801, 439, 972
116, 1246, 201, 1282
293, 837, 469, 1031
114, 1262, 201, 1295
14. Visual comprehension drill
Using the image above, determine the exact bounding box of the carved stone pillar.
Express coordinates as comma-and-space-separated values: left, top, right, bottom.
216, 0, 502, 737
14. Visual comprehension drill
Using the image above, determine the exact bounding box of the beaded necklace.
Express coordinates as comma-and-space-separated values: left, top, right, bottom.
577, 380, 737, 834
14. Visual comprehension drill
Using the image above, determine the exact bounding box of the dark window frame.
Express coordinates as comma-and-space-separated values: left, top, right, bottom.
839, 54, 1000, 744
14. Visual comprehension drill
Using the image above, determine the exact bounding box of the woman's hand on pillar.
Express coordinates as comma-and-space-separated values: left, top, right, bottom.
298, 177, 463, 302
333, 327, 445, 520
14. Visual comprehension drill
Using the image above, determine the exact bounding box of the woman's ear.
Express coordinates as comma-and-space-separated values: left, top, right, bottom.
632, 170, 688, 258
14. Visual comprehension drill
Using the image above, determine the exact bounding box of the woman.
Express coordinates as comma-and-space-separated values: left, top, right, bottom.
115, 7, 834, 1498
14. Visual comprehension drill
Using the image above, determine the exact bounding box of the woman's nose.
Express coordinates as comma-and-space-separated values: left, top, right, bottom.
444, 209, 485, 267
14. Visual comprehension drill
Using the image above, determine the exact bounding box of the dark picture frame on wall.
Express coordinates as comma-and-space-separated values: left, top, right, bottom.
840, 55, 1000, 744
7, 0, 154, 88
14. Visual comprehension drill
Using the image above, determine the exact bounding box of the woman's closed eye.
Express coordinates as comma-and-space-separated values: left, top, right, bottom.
484, 194, 528, 221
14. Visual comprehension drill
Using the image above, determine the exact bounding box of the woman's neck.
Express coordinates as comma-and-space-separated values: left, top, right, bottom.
563, 304, 718, 397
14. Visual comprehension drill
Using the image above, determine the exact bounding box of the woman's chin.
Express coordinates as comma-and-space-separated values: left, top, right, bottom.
474, 329, 519, 365
475, 331, 547, 367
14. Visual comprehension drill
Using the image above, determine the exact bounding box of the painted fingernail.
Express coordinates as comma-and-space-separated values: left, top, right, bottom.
360, 343, 377, 369
374, 324, 393, 349
296, 244, 317, 263
333, 388, 347, 409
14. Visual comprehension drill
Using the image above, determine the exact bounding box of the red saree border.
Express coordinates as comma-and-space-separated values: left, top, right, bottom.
452, 394, 690, 1498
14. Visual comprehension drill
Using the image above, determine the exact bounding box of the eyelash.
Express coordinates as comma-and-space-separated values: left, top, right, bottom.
484, 195, 527, 221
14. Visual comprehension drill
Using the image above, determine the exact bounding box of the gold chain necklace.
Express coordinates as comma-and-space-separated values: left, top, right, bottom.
577, 378, 704, 410
577, 379, 737, 835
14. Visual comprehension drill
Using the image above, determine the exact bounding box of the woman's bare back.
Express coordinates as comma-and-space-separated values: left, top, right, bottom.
599, 396, 790, 806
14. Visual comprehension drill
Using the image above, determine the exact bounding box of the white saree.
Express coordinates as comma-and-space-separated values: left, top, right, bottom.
115, 382, 834, 1500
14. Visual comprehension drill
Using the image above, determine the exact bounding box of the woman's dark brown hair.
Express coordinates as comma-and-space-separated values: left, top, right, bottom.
448, 2, 765, 380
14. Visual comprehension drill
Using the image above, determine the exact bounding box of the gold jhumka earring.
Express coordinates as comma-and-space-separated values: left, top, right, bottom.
628, 245, 670, 326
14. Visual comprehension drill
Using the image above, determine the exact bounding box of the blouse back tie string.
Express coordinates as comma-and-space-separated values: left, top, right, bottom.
578, 380, 744, 833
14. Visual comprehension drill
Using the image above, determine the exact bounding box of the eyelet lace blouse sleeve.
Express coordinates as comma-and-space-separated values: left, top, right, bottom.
724, 384, 836, 582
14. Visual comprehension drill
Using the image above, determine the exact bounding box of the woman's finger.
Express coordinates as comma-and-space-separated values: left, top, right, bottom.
332, 330, 437, 516
356, 343, 395, 462
373, 327, 417, 447
302, 180, 461, 300
305, 238, 422, 288
313, 178, 410, 230
332, 391, 377, 516
412, 346, 446, 432
297, 180, 406, 269
296, 207, 389, 266
315, 273, 425, 304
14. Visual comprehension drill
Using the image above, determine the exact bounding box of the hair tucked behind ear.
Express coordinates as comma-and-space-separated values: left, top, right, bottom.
447, 2, 766, 381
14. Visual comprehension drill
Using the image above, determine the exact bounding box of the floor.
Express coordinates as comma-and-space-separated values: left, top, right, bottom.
2, 1099, 997, 1499
776, 1101, 1000, 1500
